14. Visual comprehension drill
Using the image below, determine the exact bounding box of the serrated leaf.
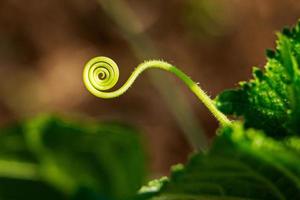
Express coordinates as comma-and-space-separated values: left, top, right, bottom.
216, 21, 300, 138
139, 122, 300, 200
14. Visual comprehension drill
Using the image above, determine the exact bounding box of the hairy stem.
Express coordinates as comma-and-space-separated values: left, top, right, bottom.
97, 0, 208, 151
83, 57, 231, 126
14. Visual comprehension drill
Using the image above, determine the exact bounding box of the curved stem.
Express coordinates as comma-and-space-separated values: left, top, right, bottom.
168, 66, 231, 126
83, 57, 231, 126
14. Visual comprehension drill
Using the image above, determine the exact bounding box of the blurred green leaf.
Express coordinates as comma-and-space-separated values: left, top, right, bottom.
139, 122, 300, 199
0, 115, 146, 200
0, 177, 65, 200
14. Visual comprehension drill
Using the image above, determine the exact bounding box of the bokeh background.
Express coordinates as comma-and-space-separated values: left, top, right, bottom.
0, 0, 300, 176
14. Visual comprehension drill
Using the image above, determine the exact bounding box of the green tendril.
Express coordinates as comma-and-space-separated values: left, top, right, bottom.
83, 56, 231, 126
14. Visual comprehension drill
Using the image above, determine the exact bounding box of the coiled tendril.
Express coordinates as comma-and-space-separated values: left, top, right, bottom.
83, 56, 231, 126
83, 57, 119, 93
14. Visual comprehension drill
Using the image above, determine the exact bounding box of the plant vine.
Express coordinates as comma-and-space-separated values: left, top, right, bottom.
83, 56, 231, 126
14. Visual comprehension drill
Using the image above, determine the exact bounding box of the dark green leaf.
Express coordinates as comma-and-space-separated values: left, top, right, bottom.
0, 178, 66, 200
139, 122, 300, 200
216, 21, 300, 138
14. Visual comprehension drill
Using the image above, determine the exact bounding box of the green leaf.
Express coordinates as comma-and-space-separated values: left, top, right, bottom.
0, 115, 146, 200
139, 122, 300, 200
215, 21, 300, 138
0, 123, 37, 163
0, 178, 66, 200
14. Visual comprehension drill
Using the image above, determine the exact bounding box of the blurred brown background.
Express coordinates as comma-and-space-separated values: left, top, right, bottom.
0, 0, 300, 176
